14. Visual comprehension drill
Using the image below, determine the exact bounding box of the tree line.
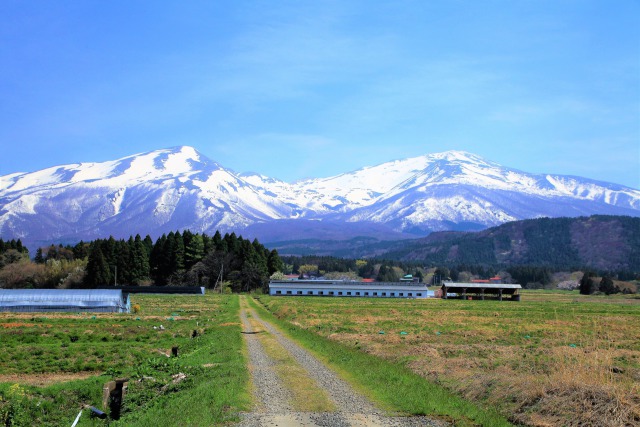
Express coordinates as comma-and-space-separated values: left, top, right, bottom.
0, 232, 284, 292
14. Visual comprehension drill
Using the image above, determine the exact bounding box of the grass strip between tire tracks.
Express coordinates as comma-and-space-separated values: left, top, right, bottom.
248, 295, 513, 427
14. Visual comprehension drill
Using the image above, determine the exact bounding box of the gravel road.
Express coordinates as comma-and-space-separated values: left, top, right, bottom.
237, 297, 446, 427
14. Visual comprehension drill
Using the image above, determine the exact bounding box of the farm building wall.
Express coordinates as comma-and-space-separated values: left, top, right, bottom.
269, 280, 434, 298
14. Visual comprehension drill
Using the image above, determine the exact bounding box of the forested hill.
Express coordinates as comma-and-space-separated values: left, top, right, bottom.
380, 215, 640, 273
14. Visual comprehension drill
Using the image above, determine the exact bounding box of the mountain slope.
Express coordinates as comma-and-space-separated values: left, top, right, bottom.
0, 146, 638, 249
375, 215, 640, 272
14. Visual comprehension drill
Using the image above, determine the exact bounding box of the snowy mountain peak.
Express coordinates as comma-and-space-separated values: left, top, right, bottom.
0, 147, 638, 249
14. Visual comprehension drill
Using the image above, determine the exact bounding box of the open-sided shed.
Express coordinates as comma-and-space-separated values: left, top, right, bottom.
441, 282, 522, 301
0, 289, 130, 313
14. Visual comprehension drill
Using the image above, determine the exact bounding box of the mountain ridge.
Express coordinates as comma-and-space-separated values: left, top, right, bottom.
1, 145, 638, 249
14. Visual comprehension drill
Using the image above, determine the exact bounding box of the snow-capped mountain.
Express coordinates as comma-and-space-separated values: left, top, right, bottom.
1, 146, 638, 248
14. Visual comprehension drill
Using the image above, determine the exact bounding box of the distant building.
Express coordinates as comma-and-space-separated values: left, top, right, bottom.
441, 282, 521, 301
471, 276, 503, 284
269, 280, 434, 298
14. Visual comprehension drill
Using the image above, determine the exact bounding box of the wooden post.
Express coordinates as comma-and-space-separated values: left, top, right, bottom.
103, 378, 128, 420
102, 381, 116, 410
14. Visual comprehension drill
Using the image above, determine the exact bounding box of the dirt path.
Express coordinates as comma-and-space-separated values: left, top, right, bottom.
237, 296, 445, 427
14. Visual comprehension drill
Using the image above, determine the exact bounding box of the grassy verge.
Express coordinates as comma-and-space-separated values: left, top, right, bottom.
248, 296, 511, 427
0, 294, 250, 426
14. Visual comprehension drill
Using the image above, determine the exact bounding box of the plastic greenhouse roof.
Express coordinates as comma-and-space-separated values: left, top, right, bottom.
0, 289, 126, 303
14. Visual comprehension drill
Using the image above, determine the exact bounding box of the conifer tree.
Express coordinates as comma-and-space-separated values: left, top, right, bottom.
150, 234, 168, 284
579, 271, 596, 295
267, 249, 284, 275
73, 241, 89, 259
85, 244, 112, 287
185, 233, 205, 269
135, 235, 151, 282
212, 230, 223, 251
142, 235, 154, 256
171, 231, 185, 273
34, 248, 45, 264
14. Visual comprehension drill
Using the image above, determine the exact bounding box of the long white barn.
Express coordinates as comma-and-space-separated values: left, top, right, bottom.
269, 280, 434, 298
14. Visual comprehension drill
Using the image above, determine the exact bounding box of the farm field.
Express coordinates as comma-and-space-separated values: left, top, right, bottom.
259, 291, 640, 426
0, 294, 249, 426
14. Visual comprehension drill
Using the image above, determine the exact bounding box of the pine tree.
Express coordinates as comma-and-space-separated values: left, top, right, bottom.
185, 234, 205, 269
212, 230, 223, 251
267, 249, 284, 275
142, 235, 154, 257
73, 241, 89, 259
136, 235, 151, 281
171, 231, 185, 273
34, 248, 45, 264
579, 271, 596, 295
150, 234, 168, 284
85, 245, 112, 287
115, 239, 131, 285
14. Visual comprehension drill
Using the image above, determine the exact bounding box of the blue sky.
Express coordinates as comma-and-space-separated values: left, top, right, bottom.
1, 1, 639, 188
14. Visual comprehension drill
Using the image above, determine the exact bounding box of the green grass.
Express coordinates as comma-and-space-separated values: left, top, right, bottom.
0, 294, 250, 426
248, 296, 512, 427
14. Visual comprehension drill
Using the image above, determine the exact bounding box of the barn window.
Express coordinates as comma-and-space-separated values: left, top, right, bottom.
338, 292, 343, 296
347, 292, 352, 296
276, 291, 282, 295
297, 291, 303, 295
373, 292, 377, 296
417, 293, 422, 297
408, 293, 412, 297
307, 291, 313, 295
391, 293, 395, 297
356, 292, 360, 296
329, 291, 334, 295
286, 291, 292, 295
382, 292, 387, 296
399, 293, 404, 297
318, 291, 324, 295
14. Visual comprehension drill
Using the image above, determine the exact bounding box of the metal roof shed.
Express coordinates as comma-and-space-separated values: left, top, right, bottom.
0, 289, 130, 313
441, 282, 522, 301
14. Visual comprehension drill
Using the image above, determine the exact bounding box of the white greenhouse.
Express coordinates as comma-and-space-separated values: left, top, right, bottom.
0, 289, 130, 313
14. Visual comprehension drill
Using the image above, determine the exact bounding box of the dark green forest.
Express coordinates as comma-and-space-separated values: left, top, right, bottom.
0, 231, 283, 292
382, 215, 640, 276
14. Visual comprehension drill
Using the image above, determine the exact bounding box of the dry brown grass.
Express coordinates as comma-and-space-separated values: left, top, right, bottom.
0, 372, 97, 387
262, 292, 640, 426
